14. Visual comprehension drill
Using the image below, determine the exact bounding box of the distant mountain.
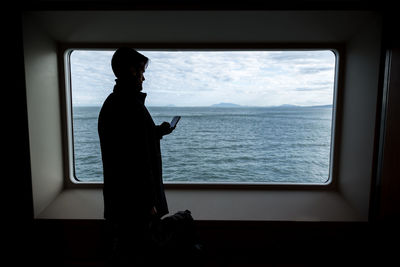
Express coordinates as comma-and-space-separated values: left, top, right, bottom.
308, 104, 333, 108
277, 104, 333, 108
279, 104, 298, 108
211, 102, 241, 107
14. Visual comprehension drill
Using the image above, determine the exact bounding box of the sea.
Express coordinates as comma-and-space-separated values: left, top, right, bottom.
72, 106, 333, 184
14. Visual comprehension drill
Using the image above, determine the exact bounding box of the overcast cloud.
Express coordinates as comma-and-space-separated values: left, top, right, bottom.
70, 49, 336, 107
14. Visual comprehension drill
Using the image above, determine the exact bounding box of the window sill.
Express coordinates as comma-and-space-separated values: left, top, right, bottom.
37, 188, 361, 221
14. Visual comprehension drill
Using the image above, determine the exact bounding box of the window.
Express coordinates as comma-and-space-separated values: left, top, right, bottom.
67, 48, 337, 184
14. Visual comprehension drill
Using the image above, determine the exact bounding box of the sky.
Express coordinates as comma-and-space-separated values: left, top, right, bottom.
70, 49, 336, 107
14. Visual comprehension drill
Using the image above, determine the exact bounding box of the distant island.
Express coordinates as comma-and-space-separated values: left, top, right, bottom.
211, 102, 242, 107
278, 104, 298, 108
275, 104, 332, 108
308, 104, 332, 108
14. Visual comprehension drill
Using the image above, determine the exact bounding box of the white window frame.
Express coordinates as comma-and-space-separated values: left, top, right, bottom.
60, 44, 342, 190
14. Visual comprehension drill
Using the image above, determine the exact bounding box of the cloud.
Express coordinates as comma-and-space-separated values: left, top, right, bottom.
295, 86, 331, 91
297, 66, 334, 74
70, 49, 336, 107
70, 50, 115, 106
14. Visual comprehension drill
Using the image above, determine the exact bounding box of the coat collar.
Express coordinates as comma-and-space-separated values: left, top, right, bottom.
113, 78, 147, 104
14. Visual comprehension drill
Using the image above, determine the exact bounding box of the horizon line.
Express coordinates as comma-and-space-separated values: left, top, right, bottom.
73, 104, 333, 108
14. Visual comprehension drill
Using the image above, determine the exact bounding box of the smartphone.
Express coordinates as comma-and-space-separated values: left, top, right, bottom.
170, 116, 181, 128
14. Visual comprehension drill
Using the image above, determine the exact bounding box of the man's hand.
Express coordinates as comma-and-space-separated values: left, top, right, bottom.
150, 206, 158, 216
160, 121, 174, 136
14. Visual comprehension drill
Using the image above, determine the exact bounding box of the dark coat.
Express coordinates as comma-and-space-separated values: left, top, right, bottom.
98, 82, 169, 222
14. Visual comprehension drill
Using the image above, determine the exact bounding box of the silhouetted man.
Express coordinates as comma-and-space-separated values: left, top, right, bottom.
98, 47, 174, 265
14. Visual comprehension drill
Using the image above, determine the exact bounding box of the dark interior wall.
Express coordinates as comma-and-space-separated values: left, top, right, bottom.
7, 0, 400, 266
32, 219, 385, 266
378, 48, 400, 221
376, 10, 400, 222
6, 8, 34, 266
14, 0, 399, 224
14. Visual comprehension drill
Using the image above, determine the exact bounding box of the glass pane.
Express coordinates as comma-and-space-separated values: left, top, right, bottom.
70, 49, 336, 184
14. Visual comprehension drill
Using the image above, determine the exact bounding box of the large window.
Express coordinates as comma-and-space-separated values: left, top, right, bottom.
68, 49, 337, 184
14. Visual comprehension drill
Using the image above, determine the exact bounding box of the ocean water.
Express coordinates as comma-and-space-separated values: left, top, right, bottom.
72, 106, 333, 184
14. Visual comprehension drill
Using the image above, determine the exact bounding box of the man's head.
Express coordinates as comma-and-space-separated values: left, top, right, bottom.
111, 47, 149, 81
